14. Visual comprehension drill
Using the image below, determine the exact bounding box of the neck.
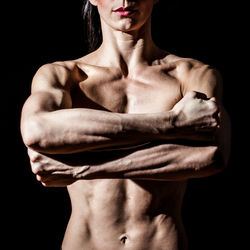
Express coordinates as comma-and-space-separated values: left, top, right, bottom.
97, 18, 159, 75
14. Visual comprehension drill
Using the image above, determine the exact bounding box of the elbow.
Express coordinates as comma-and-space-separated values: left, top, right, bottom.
211, 146, 230, 174
214, 107, 231, 172
195, 145, 230, 178
213, 131, 231, 173
21, 116, 45, 150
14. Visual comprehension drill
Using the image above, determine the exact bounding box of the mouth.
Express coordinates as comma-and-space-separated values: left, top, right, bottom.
113, 7, 136, 16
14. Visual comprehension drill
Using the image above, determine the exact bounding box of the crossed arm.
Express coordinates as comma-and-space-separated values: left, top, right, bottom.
21, 63, 231, 186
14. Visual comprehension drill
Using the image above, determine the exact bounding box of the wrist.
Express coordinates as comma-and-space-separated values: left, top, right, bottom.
157, 110, 177, 135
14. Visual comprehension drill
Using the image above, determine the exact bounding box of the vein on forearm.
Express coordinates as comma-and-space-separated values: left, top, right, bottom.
76, 142, 221, 181
23, 105, 176, 154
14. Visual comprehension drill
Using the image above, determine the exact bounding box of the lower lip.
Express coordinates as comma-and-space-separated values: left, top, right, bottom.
114, 10, 135, 16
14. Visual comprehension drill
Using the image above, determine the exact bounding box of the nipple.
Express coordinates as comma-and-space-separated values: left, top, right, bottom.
119, 234, 128, 244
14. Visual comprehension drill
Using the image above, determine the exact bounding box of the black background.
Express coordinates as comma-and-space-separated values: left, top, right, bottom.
3, 0, 248, 249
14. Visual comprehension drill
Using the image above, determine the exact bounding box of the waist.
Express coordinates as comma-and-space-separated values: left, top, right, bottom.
64, 179, 187, 249
63, 211, 187, 250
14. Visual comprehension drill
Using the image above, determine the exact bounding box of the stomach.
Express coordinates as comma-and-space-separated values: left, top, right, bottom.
62, 179, 188, 250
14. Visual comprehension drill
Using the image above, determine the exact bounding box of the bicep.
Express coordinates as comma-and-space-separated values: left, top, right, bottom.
20, 64, 73, 147
21, 64, 72, 135
23, 64, 72, 115
182, 62, 223, 101
21, 90, 72, 120
183, 63, 231, 166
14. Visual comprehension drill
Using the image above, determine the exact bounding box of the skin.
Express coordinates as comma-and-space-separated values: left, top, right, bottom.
20, 0, 231, 249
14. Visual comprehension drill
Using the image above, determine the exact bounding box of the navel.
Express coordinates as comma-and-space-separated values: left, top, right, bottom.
119, 234, 128, 244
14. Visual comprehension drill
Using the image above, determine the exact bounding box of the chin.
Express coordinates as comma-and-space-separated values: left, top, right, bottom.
115, 19, 145, 33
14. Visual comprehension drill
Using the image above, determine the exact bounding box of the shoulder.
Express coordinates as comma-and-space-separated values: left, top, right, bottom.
162, 54, 223, 98
33, 60, 77, 83
158, 53, 211, 77
162, 54, 210, 73
32, 60, 87, 91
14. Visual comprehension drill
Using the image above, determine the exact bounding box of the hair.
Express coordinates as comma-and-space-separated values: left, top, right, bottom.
82, 0, 102, 52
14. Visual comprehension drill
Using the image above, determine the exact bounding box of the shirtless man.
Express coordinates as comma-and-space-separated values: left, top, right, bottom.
20, 0, 231, 249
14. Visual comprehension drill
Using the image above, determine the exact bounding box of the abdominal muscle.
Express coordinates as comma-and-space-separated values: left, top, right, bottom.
62, 178, 188, 250
62, 61, 187, 249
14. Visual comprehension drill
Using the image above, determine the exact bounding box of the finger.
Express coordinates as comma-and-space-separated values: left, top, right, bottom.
194, 125, 217, 133
36, 174, 43, 182
207, 98, 219, 113
31, 163, 44, 175
184, 91, 197, 98
210, 103, 220, 126
36, 173, 53, 183
41, 176, 75, 187
28, 149, 42, 163
210, 97, 216, 102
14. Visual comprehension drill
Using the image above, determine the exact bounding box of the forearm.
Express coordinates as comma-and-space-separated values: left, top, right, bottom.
80, 107, 230, 181
22, 107, 177, 154
115, 107, 230, 181
21, 90, 219, 154
78, 142, 222, 181
30, 137, 226, 186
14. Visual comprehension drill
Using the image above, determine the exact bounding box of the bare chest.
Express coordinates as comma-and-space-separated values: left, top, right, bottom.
71, 70, 182, 114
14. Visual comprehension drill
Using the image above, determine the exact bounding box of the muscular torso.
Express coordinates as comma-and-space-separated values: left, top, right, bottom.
62, 56, 188, 250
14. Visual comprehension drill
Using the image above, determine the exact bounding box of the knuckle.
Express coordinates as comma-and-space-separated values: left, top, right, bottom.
36, 174, 43, 182
212, 102, 219, 111
31, 164, 43, 175
186, 91, 196, 98
208, 101, 219, 114
41, 182, 50, 187
37, 175, 50, 186
29, 151, 41, 163
211, 118, 220, 128
211, 120, 218, 128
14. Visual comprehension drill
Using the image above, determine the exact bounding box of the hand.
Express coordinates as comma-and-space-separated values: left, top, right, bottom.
27, 148, 90, 187
171, 91, 220, 134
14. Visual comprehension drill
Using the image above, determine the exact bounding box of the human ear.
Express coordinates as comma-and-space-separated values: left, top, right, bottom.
89, 0, 98, 6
